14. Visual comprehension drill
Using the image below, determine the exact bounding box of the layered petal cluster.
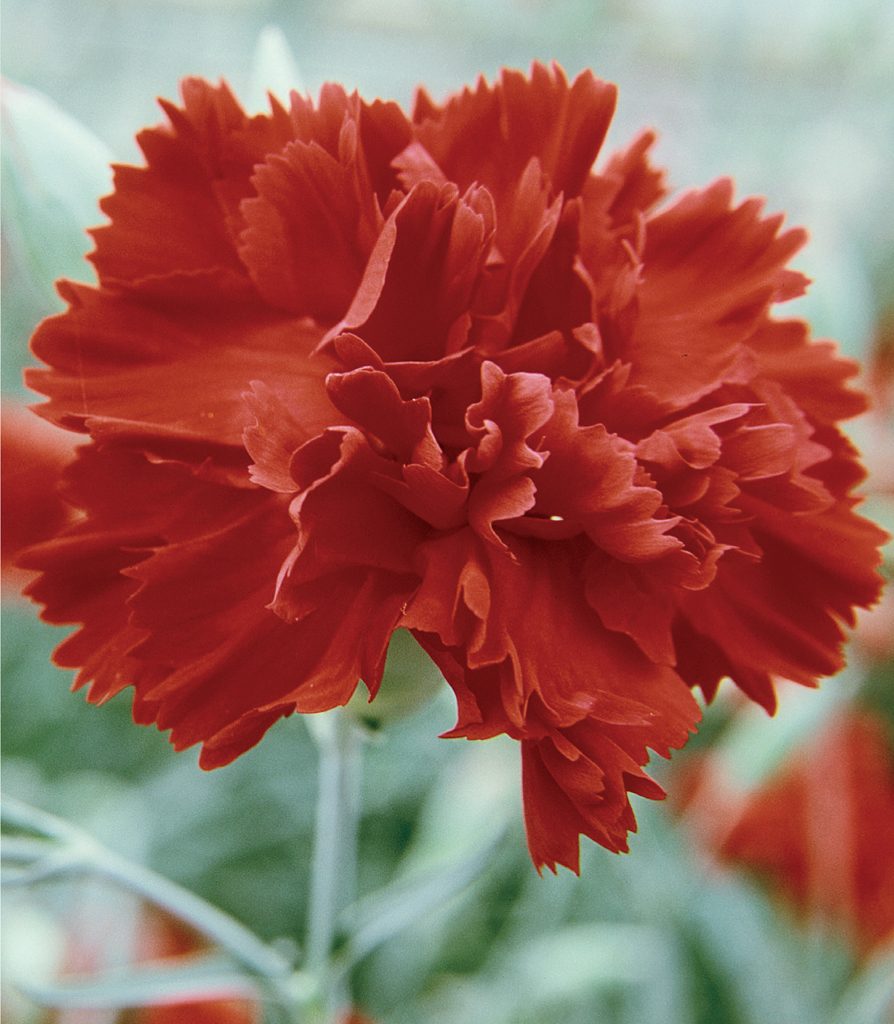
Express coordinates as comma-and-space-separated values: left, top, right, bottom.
21, 64, 887, 872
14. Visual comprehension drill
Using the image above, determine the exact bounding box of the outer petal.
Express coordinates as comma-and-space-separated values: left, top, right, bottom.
591, 129, 668, 231
133, 557, 412, 764
521, 671, 696, 870
287, 84, 412, 208
521, 724, 666, 873
468, 158, 563, 353
18, 443, 414, 766
677, 496, 887, 710
576, 131, 665, 320
412, 63, 617, 205
506, 199, 595, 358
747, 318, 869, 423
27, 281, 338, 476
622, 180, 810, 409
405, 529, 699, 730
19, 445, 274, 704
90, 78, 294, 291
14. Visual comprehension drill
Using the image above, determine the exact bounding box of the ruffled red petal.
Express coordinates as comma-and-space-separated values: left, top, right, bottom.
413, 62, 617, 208
90, 79, 294, 290
403, 529, 699, 871
323, 180, 495, 363
678, 498, 887, 710
238, 125, 382, 321
18, 445, 412, 764
27, 281, 338, 478
523, 387, 684, 561
622, 180, 810, 409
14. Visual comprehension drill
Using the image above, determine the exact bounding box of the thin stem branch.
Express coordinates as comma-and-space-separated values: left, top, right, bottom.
304, 708, 363, 1019
1, 794, 292, 981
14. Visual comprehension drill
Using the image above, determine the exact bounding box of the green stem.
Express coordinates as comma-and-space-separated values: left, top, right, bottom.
304, 708, 362, 1020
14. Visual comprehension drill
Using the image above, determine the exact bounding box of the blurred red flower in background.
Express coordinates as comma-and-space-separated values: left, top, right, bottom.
18, 63, 887, 872
335, 1009, 377, 1024
40, 906, 259, 1024
1, 401, 80, 596
128, 910, 259, 1024
679, 710, 894, 958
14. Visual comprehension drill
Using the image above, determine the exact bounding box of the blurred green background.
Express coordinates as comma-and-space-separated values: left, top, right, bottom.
2, 1, 893, 1021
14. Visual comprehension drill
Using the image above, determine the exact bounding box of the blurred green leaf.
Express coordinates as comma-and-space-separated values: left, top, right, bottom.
0, 606, 176, 784
401, 737, 518, 870
513, 921, 662, 994
1, 80, 112, 298
249, 25, 305, 112
338, 830, 503, 971
354, 628, 448, 726
831, 943, 894, 1024
2, 81, 113, 396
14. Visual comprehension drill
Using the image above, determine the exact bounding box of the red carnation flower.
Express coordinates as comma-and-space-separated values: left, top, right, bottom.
20, 64, 887, 873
